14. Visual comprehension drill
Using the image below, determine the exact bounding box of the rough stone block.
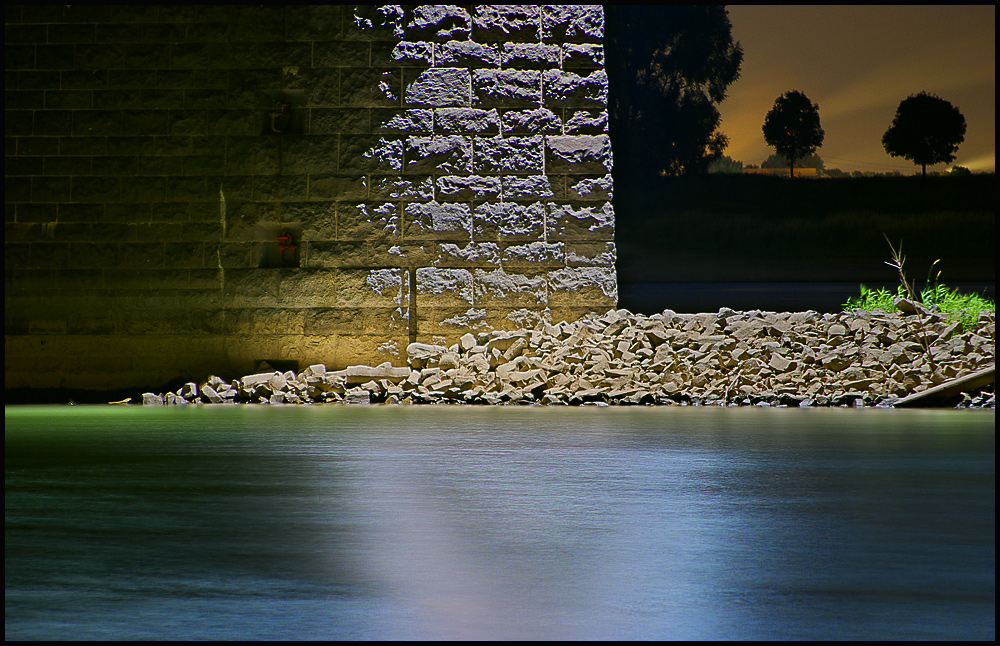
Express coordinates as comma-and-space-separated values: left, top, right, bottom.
309, 174, 368, 200
369, 175, 435, 201
304, 241, 367, 268
473, 202, 545, 240
500, 108, 562, 135
473, 70, 542, 108
547, 266, 617, 307
435, 40, 499, 68
404, 201, 472, 241
562, 43, 604, 69
341, 135, 403, 173
501, 175, 557, 200
474, 135, 544, 174
337, 202, 399, 241
404, 68, 471, 107
373, 41, 434, 67
543, 70, 608, 108
404, 135, 472, 173
471, 5, 540, 42
501, 241, 564, 268
545, 135, 612, 174
372, 108, 434, 134
310, 108, 371, 134
473, 268, 547, 308
547, 201, 615, 240
341, 268, 404, 307
416, 267, 474, 307
434, 107, 500, 134
404, 5, 472, 41
567, 174, 613, 200
435, 241, 502, 268
564, 109, 608, 134
542, 5, 604, 43
436, 175, 501, 201
341, 68, 401, 107
501, 43, 561, 69
565, 241, 616, 266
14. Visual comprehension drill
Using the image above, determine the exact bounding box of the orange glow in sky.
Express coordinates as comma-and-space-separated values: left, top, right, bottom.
719, 5, 995, 173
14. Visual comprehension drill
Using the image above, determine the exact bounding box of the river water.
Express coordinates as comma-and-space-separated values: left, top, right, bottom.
5, 405, 994, 640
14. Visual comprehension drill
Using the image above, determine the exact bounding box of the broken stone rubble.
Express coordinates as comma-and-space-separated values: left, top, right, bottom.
141, 307, 995, 408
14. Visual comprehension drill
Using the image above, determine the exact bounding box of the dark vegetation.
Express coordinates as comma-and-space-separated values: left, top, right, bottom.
762, 90, 825, 178
615, 173, 995, 285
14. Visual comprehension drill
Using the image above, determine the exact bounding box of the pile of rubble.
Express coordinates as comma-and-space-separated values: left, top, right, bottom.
142, 305, 995, 408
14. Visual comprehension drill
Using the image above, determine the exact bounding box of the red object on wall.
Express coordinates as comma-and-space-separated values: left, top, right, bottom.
277, 230, 296, 261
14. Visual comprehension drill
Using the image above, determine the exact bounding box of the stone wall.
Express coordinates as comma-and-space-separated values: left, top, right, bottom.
4, 5, 616, 391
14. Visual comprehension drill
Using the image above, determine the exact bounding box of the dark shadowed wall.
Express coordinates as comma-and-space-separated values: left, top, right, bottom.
5, 5, 616, 391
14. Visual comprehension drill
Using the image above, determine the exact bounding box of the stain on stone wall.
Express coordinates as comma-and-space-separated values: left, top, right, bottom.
4, 5, 615, 391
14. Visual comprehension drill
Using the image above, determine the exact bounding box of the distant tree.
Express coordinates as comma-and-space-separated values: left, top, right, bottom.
605, 6, 743, 179
762, 90, 825, 178
760, 152, 824, 171
824, 168, 848, 178
881, 92, 966, 178
707, 155, 743, 174
948, 165, 971, 176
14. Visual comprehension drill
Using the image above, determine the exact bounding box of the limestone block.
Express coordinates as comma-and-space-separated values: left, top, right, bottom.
276, 269, 339, 307
564, 110, 608, 135
405, 5, 472, 40
434, 108, 500, 134
472, 70, 542, 108
325, 268, 402, 308
372, 109, 434, 134
379, 41, 434, 67
308, 174, 367, 200
224, 268, 279, 306
343, 135, 402, 172
435, 40, 499, 68
541, 5, 604, 43
501, 43, 561, 69
340, 68, 402, 107
547, 201, 615, 241
404, 68, 471, 107
567, 174, 613, 200
565, 241, 616, 266
473, 202, 546, 241
416, 267, 474, 307
547, 266, 617, 307
545, 135, 612, 174
436, 241, 502, 267
304, 308, 371, 335
474, 135, 544, 174
337, 202, 399, 240
474, 267, 547, 308
436, 174, 501, 201
562, 43, 604, 69
305, 241, 366, 268
501, 175, 556, 200
404, 135, 472, 173
543, 70, 608, 109
501, 241, 564, 268
500, 108, 562, 134
404, 201, 472, 241
468, 5, 538, 41
368, 175, 434, 201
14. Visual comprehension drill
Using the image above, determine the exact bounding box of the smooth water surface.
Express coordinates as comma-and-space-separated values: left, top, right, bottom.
5, 405, 995, 640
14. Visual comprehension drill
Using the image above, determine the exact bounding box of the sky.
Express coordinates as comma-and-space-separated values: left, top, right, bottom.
718, 5, 995, 173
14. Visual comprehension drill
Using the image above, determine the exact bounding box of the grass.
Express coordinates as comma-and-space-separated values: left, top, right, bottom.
843, 236, 995, 329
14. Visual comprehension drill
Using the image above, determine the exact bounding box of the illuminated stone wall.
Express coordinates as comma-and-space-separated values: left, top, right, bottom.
5, 5, 615, 390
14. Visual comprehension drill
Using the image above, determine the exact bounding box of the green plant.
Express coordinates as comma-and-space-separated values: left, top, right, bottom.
844, 236, 995, 330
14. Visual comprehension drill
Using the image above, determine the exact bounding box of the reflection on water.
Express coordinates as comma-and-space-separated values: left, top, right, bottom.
5, 406, 995, 640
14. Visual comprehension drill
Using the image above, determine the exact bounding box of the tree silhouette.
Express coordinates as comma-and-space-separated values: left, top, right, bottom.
762, 91, 824, 178
605, 6, 743, 180
882, 92, 966, 177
